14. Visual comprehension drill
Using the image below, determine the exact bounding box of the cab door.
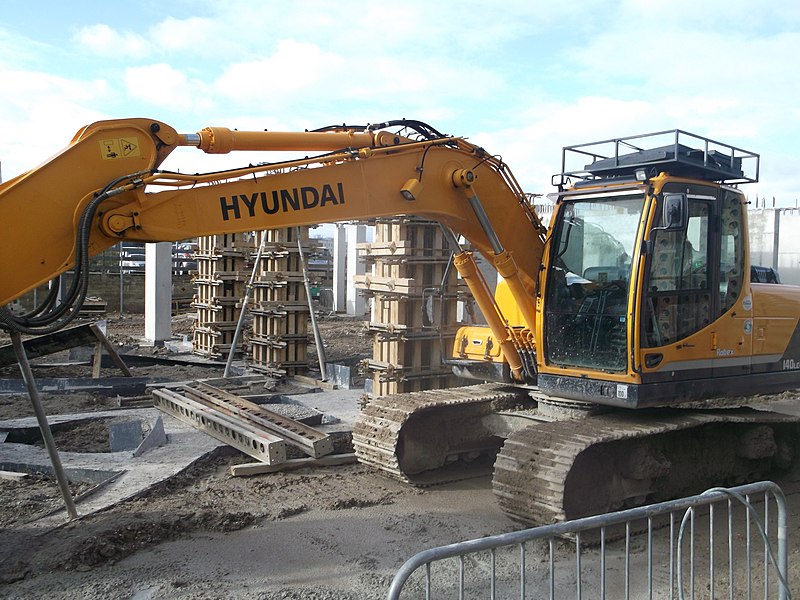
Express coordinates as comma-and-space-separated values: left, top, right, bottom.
710, 189, 752, 378
641, 192, 717, 381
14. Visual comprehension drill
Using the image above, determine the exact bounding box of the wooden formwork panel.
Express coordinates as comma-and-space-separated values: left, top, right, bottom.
192, 286, 241, 308
253, 274, 307, 304
194, 232, 256, 360
248, 227, 311, 377
370, 291, 463, 330
197, 232, 256, 256
195, 262, 249, 281
250, 337, 309, 376
367, 341, 460, 396
192, 327, 237, 359
357, 242, 453, 267
192, 304, 239, 328
366, 358, 460, 397
359, 219, 466, 397
192, 300, 241, 324
252, 311, 309, 336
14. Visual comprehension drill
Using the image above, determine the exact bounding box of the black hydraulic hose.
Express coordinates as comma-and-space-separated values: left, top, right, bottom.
12, 278, 61, 319
311, 119, 448, 141
0, 171, 150, 335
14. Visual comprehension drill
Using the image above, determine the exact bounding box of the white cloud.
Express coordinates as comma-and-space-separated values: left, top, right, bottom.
2, 1, 799, 205
148, 16, 217, 52
124, 63, 213, 112
472, 97, 658, 194
0, 70, 110, 177
0, 27, 50, 69
74, 24, 149, 59
215, 39, 344, 101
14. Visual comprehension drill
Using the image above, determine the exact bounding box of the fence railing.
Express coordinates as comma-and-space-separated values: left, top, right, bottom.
387, 481, 790, 600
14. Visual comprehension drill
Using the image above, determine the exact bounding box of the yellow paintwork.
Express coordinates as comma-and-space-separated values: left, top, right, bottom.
752, 284, 800, 356
0, 119, 546, 321
495, 278, 526, 328
453, 326, 504, 361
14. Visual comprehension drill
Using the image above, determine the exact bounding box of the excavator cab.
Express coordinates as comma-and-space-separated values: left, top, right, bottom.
535, 130, 763, 407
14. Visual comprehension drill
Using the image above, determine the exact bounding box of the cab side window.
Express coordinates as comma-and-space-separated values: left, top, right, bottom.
718, 191, 744, 314
644, 199, 712, 347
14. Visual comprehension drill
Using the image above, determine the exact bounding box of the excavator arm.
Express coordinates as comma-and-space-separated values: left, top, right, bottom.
0, 118, 546, 378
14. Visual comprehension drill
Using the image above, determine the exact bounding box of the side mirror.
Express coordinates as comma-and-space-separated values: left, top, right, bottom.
661, 193, 688, 231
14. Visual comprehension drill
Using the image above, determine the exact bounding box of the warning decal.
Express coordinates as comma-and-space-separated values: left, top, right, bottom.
100, 137, 141, 160
120, 137, 140, 157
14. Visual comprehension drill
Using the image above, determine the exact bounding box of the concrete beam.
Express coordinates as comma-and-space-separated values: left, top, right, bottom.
333, 224, 347, 312
346, 224, 367, 316
144, 242, 172, 343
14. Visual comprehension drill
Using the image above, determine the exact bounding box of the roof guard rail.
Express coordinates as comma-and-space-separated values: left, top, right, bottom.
553, 129, 759, 188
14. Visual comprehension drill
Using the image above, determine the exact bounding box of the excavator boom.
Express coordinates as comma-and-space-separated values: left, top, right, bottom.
0, 118, 545, 306
0, 119, 545, 359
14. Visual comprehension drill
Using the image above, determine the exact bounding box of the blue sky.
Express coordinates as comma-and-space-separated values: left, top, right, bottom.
1, 0, 799, 204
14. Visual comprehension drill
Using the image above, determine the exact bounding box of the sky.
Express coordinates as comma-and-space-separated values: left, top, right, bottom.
1, 0, 799, 207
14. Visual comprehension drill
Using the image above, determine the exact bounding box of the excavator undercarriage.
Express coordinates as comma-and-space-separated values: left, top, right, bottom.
352, 385, 800, 526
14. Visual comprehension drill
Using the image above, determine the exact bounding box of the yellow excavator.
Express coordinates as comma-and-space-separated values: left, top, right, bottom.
1, 119, 799, 525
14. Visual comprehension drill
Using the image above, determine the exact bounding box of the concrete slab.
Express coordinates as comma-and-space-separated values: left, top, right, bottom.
108, 420, 144, 452
0, 408, 223, 526
298, 388, 363, 432
0, 386, 364, 526
0, 376, 167, 396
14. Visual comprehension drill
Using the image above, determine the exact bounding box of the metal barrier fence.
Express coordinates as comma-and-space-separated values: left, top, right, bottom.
388, 481, 790, 600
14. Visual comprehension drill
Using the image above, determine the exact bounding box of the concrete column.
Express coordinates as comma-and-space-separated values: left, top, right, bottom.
332, 224, 347, 313
144, 242, 172, 344
346, 224, 367, 316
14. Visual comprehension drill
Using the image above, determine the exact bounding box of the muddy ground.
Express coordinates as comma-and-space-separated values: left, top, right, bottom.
1, 313, 800, 599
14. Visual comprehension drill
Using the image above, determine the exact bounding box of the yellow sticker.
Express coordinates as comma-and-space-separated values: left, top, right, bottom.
100, 137, 141, 160
120, 137, 140, 158
100, 138, 121, 160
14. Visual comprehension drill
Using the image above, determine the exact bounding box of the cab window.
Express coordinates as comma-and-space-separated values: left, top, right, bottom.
644, 198, 713, 347
719, 191, 745, 312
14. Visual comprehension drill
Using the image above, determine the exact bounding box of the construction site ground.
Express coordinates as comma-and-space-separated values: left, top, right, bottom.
1, 313, 800, 599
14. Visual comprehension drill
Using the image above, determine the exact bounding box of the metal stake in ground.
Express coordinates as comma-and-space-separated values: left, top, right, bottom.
296, 227, 327, 379
10, 331, 78, 519
223, 231, 269, 378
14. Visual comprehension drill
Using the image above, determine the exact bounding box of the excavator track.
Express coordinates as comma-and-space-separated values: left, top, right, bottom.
494, 408, 800, 526
352, 383, 530, 485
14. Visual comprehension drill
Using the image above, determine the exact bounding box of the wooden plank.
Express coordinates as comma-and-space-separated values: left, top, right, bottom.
92, 340, 103, 378
89, 323, 133, 377
0, 322, 99, 367
230, 453, 357, 477
291, 374, 337, 390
